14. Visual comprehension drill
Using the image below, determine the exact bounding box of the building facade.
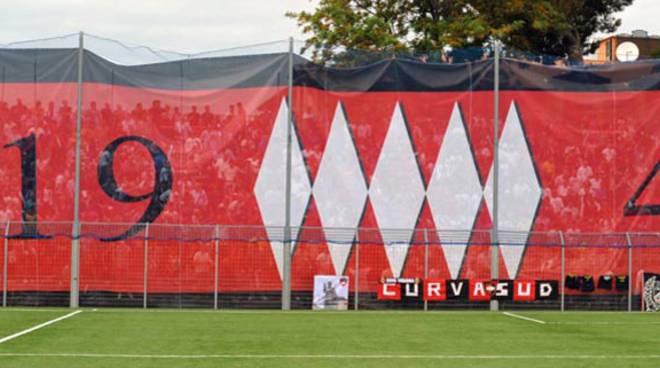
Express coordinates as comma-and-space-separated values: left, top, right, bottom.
591, 30, 660, 63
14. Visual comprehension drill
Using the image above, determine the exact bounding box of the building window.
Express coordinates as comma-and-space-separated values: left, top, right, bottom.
606, 40, 612, 60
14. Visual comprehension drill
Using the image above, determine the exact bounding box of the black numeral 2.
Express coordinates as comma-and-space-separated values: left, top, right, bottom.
624, 160, 659, 216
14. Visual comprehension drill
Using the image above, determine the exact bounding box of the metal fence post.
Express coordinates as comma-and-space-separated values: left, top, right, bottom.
423, 228, 429, 311
2, 222, 9, 307
490, 40, 501, 312
70, 31, 84, 309
559, 231, 565, 312
143, 223, 149, 309
281, 36, 294, 311
625, 232, 633, 312
214, 225, 219, 310
354, 228, 359, 311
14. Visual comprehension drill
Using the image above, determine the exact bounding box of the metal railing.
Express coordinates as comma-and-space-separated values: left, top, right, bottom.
0, 221, 658, 311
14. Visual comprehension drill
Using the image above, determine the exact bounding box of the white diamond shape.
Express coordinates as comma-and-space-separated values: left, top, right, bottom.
313, 102, 368, 274
369, 103, 425, 277
485, 101, 542, 278
427, 103, 482, 279
253, 97, 311, 280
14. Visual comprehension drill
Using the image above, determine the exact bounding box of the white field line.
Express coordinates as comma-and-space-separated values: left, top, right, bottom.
0, 308, 654, 315
91, 309, 484, 314
0, 353, 659, 360
548, 321, 660, 325
0, 309, 73, 313
2, 309, 519, 315
0, 310, 83, 345
502, 312, 546, 324
0, 309, 382, 314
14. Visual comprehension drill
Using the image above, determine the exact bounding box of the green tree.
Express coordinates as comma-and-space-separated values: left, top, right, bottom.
286, 0, 414, 62
287, 0, 634, 62
540, 0, 635, 60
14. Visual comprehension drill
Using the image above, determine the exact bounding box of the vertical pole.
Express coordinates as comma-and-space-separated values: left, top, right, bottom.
214, 225, 219, 310
490, 40, 500, 312
70, 31, 84, 309
354, 228, 359, 311
560, 231, 565, 312
2, 222, 9, 307
625, 232, 632, 312
143, 223, 149, 309
282, 36, 294, 310
1, 67, 5, 103
423, 229, 429, 311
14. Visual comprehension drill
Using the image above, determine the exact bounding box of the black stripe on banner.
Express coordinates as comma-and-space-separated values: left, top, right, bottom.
0, 48, 658, 92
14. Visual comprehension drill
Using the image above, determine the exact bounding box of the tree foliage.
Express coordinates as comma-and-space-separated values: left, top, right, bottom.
287, 0, 634, 62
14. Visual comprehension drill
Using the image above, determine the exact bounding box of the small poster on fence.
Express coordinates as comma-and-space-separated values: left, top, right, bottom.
644, 273, 660, 312
312, 275, 349, 310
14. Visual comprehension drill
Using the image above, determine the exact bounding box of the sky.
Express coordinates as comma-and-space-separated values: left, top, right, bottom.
0, 0, 658, 53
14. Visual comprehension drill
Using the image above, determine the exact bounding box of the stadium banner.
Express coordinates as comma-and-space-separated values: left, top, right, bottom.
312, 275, 349, 310
0, 48, 657, 297
643, 273, 660, 312
377, 278, 558, 302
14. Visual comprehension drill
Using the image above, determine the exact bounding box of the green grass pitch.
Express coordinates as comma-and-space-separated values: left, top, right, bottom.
0, 308, 659, 367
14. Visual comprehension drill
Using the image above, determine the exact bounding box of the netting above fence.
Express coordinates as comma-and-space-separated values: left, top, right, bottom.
3, 31, 658, 67
0, 33, 309, 65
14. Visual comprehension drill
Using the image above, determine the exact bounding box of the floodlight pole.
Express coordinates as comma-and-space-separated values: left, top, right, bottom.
490, 40, 501, 312
70, 31, 84, 309
282, 37, 294, 310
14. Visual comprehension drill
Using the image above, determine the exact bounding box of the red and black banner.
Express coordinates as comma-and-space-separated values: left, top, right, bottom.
0, 49, 657, 295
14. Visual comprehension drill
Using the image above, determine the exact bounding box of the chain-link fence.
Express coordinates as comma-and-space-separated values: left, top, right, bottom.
0, 222, 658, 310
